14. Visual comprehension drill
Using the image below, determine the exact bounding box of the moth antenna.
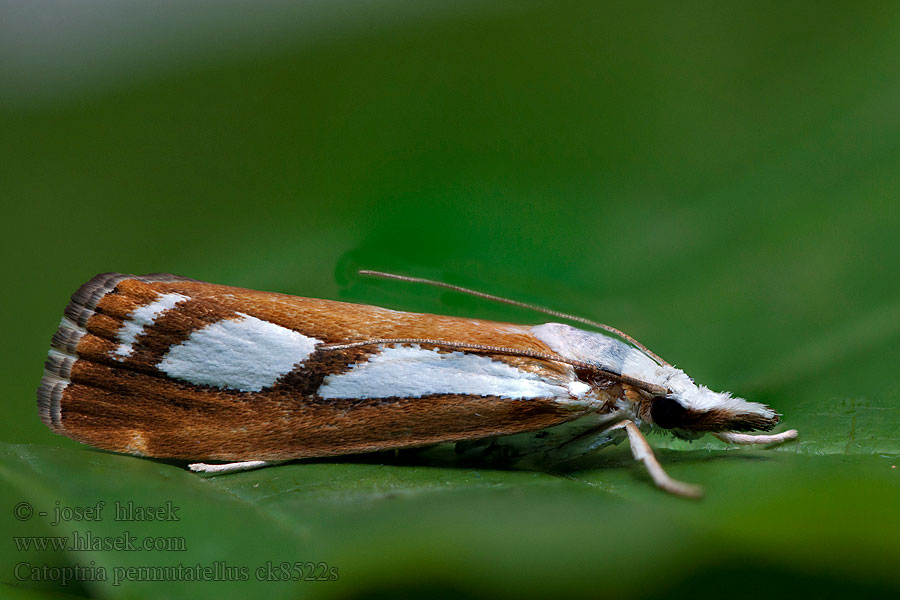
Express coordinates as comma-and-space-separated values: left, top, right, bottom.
358, 269, 670, 367
318, 338, 668, 396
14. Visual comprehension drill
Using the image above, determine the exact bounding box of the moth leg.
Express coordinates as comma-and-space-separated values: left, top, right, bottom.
712, 429, 798, 445
607, 420, 704, 499
188, 460, 278, 474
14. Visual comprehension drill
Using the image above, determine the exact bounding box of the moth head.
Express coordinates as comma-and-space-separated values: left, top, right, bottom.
644, 367, 779, 434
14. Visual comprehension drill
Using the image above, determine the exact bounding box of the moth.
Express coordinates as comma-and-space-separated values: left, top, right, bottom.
38, 271, 797, 498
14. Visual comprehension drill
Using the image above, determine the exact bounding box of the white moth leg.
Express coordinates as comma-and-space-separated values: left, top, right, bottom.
713, 429, 799, 445
608, 420, 704, 499
188, 460, 277, 474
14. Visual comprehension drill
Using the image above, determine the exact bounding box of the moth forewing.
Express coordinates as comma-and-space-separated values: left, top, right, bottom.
38, 272, 797, 498
38, 273, 602, 458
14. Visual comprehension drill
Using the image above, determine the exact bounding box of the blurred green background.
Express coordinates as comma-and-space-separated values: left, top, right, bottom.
2, 1, 899, 598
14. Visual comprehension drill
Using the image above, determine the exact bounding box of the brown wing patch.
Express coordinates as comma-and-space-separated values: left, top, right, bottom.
57, 371, 593, 461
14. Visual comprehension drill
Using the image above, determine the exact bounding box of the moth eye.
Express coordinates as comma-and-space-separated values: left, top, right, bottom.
650, 396, 687, 429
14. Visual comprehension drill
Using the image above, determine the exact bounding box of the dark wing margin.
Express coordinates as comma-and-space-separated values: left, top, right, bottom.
37, 272, 196, 431
63, 272, 196, 327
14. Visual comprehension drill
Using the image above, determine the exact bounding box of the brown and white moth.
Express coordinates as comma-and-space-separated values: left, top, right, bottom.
38, 271, 797, 498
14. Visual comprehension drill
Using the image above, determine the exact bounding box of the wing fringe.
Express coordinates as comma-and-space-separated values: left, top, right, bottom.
37, 272, 196, 431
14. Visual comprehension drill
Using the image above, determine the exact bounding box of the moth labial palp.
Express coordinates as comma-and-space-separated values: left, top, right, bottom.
36, 269, 798, 499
